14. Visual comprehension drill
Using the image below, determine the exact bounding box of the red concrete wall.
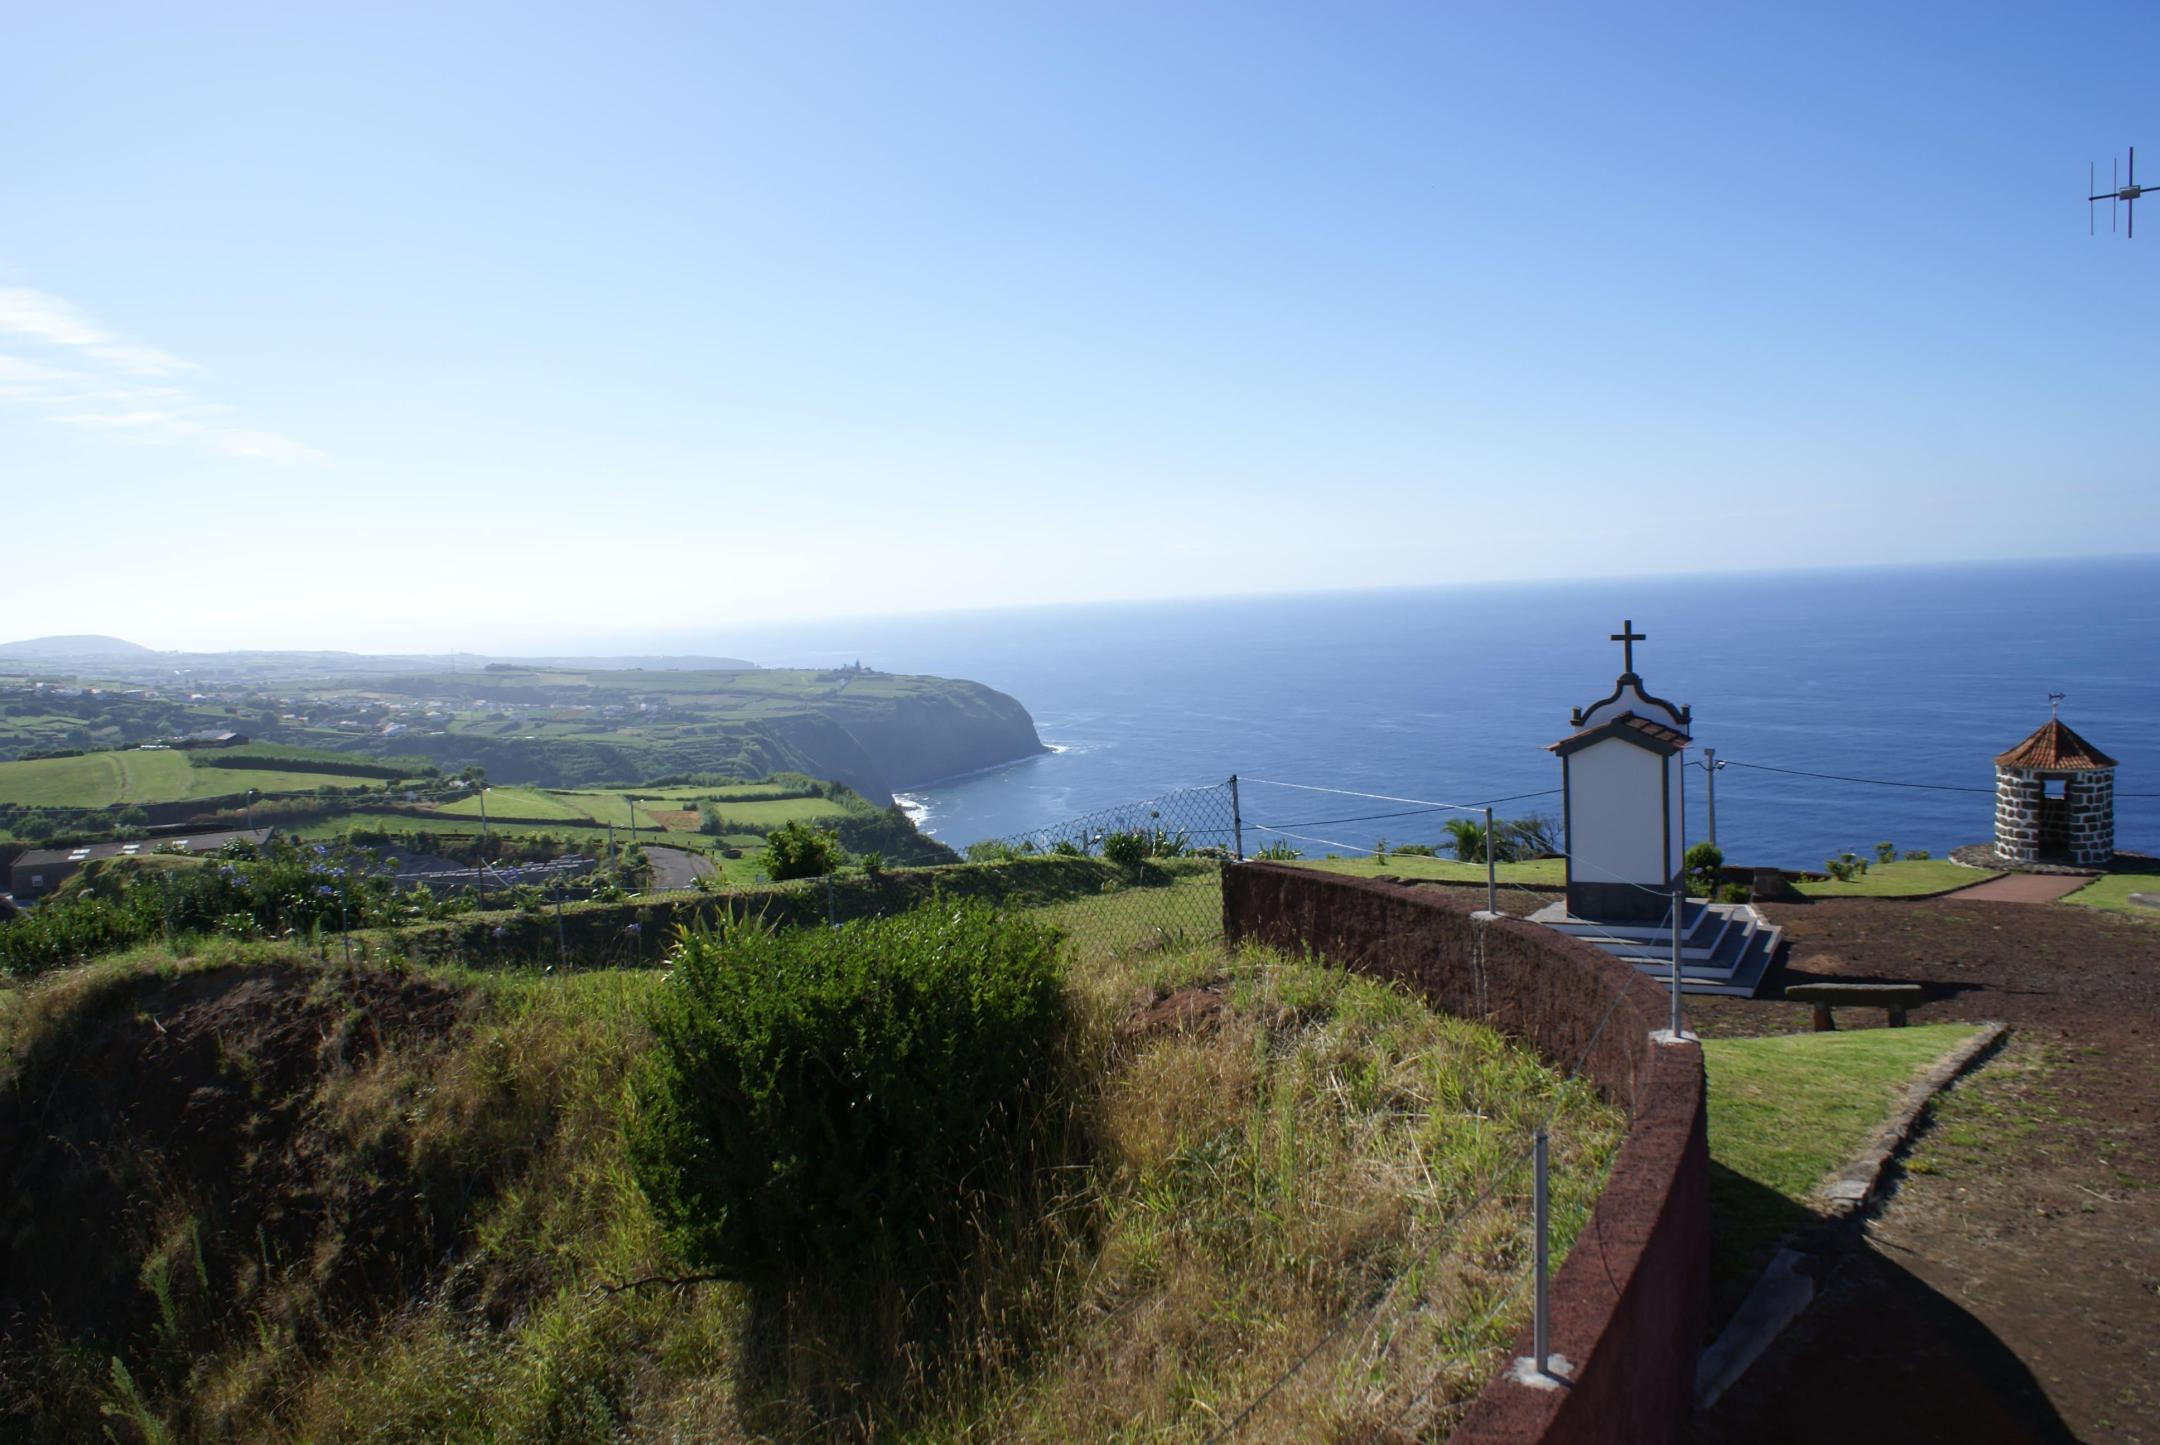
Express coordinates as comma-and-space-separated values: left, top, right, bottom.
1222, 863, 1708, 1445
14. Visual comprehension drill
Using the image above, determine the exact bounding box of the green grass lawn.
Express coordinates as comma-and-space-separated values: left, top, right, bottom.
1791, 859, 1992, 899
1703, 1022, 1983, 1317
2060, 872, 2160, 915
1289, 853, 1567, 886
0, 750, 390, 809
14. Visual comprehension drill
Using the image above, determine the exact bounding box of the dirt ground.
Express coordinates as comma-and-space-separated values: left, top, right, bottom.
1688, 896, 2160, 1445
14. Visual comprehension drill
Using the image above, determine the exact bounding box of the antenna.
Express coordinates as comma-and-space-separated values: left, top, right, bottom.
2090, 145, 2144, 238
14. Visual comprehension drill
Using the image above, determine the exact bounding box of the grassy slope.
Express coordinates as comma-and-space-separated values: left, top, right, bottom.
1791, 859, 1992, 899
0, 879, 1620, 1441
1702, 1023, 1981, 1313
2061, 872, 2160, 915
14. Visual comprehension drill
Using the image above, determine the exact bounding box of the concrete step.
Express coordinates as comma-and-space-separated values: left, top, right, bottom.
1533, 900, 1779, 998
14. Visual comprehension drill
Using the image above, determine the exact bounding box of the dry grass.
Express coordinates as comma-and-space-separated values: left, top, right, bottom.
1, 904, 1623, 1442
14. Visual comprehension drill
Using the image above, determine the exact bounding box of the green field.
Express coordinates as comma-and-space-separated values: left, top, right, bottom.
0, 750, 391, 809
429, 786, 848, 831
1791, 859, 1993, 899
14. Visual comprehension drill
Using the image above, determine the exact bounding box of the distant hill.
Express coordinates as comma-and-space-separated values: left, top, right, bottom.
0, 635, 160, 660
0, 642, 757, 679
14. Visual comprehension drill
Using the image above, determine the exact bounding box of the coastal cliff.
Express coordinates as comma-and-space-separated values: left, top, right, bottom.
348, 667, 1047, 802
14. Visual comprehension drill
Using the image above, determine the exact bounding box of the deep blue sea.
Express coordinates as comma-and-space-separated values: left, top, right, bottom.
686, 557, 2159, 870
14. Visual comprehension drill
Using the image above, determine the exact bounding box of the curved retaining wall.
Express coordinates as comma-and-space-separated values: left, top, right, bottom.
1221, 863, 1707, 1445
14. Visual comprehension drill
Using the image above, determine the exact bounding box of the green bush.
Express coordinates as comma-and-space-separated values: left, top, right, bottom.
629, 902, 1069, 1283
1684, 841, 1725, 896
760, 819, 845, 880
1873, 841, 1897, 866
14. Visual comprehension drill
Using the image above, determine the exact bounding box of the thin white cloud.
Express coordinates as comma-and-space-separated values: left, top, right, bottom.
0, 284, 316, 463
0, 288, 106, 347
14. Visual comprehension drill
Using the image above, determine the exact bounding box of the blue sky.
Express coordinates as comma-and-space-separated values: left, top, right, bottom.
3, 1, 2154, 651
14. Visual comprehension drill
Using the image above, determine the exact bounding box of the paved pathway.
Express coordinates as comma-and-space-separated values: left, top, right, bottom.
645, 844, 714, 892
1947, 872, 2094, 903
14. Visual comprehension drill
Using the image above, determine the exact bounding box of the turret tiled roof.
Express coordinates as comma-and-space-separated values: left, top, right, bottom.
1993, 718, 2117, 771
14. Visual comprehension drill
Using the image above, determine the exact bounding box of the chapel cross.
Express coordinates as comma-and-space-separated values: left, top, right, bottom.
1610, 619, 1647, 674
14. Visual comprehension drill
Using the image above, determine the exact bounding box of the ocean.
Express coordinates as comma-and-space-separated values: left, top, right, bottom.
697, 557, 2159, 870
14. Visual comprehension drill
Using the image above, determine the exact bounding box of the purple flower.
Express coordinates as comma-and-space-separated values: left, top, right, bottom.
315, 885, 336, 898
491, 926, 510, 940
623, 922, 641, 936
313, 844, 329, 857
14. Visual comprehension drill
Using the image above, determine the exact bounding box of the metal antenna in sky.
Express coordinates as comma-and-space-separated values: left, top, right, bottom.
2090, 147, 2143, 237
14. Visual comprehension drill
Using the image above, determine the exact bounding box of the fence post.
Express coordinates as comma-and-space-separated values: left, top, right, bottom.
554, 878, 567, 970
1533, 1128, 1550, 1374
1229, 775, 1244, 861
1670, 885, 1686, 1038
1484, 805, 1498, 916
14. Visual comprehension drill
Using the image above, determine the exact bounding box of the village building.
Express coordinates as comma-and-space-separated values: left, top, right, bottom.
7, 827, 276, 899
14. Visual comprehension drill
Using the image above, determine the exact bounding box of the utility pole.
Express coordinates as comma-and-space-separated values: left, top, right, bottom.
477, 783, 490, 848
1703, 748, 1718, 849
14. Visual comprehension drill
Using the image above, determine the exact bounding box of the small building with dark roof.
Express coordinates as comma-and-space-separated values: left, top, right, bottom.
8, 827, 276, 900
1993, 717, 2116, 867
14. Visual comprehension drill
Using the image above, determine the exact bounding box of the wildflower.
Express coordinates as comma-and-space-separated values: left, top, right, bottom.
624, 922, 641, 936
491, 926, 510, 940
313, 844, 329, 857
316, 885, 337, 898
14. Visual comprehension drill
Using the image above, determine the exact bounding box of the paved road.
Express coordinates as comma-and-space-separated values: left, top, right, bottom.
644, 844, 714, 892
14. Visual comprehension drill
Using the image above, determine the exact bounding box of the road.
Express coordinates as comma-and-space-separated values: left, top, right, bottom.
644, 844, 714, 892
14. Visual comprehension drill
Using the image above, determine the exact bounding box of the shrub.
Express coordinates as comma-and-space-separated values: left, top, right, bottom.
1392, 842, 1436, 857
1684, 841, 1725, 896
761, 820, 845, 881
1824, 851, 1869, 882
966, 840, 1021, 863
1256, 840, 1302, 861
1874, 841, 1897, 866
629, 902, 1069, 1283
1902, 848, 1932, 861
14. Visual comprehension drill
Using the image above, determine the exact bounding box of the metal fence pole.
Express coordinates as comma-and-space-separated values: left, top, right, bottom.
1229, 775, 1244, 861
1533, 1128, 1550, 1374
1670, 885, 1686, 1038
1484, 805, 1498, 915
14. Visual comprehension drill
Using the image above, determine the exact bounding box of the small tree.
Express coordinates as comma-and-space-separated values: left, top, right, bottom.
1874, 841, 1897, 866
761, 819, 844, 880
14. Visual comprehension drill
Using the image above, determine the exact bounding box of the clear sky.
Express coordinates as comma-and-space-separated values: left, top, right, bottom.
3, 1, 2155, 652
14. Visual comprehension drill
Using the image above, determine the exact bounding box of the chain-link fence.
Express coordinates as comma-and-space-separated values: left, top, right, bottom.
949, 780, 1239, 964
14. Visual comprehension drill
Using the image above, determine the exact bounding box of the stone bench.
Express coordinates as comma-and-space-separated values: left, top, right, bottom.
1783, 982, 1925, 1031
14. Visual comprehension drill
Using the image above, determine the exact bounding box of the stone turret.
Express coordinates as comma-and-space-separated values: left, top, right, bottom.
1992, 717, 2117, 867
